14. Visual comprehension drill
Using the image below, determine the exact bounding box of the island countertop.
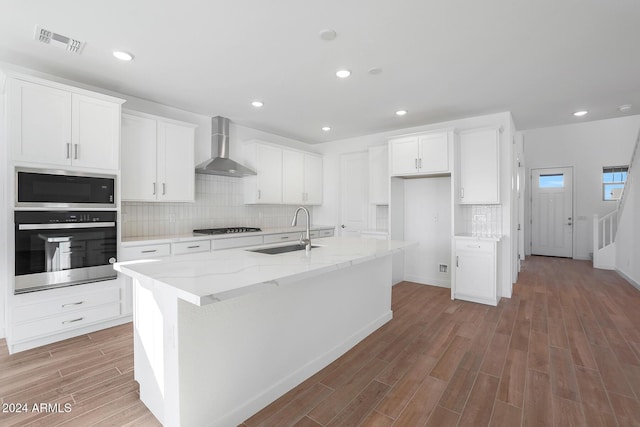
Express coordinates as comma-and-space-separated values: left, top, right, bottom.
115, 236, 416, 306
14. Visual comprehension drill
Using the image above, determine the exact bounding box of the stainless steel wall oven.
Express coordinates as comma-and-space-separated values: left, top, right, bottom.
14, 211, 118, 294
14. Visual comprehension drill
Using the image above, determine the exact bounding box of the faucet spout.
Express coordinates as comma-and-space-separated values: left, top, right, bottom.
291, 207, 311, 252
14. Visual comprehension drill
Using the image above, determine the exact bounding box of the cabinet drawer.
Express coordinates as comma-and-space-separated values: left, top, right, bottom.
318, 229, 334, 237
263, 232, 301, 244
12, 303, 121, 342
172, 240, 211, 255
12, 287, 120, 324
455, 240, 494, 252
212, 235, 264, 250
120, 244, 171, 261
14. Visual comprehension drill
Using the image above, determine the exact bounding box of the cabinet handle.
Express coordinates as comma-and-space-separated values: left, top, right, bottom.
460, 187, 464, 199
66, 143, 71, 159
419, 158, 422, 169
281, 236, 290, 240
163, 183, 166, 195
74, 144, 79, 160
187, 245, 200, 249
141, 249, 157, 253
153, 183, 157, 195
414, 158, 418, 169
62, 301, 84, 308
258, 190, 261, 200
456, 256, 459, 267
62, 317, 84, 324
466, 244, 481, 248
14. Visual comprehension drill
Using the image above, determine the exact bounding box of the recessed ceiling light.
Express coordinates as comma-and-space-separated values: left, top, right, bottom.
573, 110, 588, 117
251, 100, 264, 108
395, 110, 408, 116
322, 126, 331, 132
319, 29, 337, 41
618, 104, 632, 112
112, 50, 133, 61
336, 69, 351, 78
368, 67, 383, 75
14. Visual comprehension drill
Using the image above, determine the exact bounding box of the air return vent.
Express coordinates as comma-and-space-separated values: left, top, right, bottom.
34, 26, 84, 54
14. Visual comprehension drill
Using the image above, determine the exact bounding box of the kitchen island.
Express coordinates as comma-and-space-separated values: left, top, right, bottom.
115, 236, 415, 427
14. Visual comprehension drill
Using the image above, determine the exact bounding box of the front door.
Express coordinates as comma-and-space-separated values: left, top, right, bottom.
531, 167, 573, 257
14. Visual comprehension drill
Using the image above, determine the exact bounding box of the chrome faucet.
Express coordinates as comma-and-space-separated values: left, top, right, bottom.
291, 206, 311, 252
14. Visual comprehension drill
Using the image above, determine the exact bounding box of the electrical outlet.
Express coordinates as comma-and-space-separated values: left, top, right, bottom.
439, 264, 448, 273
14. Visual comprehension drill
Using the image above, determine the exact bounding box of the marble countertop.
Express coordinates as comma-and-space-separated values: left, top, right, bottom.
454, 234, 503, 242
115, 236, 416, 306
121, 225, 337, 246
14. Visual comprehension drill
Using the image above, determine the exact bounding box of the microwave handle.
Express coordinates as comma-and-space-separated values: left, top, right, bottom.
18, 222, 117, 230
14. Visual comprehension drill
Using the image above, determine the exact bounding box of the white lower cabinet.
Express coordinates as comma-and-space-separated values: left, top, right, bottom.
7, 280, 128, 353
453, 237, 499, 306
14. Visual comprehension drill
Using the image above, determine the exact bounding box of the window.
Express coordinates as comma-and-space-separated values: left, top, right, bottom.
539, 174, 564, 188
602, 166, 628, 201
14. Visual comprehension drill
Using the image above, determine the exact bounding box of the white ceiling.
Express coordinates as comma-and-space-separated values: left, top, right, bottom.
1, 0, 639, 143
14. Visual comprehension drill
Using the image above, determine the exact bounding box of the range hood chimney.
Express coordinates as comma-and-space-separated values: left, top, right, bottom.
195, 116, 256, 177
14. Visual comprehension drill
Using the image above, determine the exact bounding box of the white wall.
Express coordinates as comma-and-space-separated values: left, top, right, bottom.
314, 112, 515, 299
523, 115, 640, 259
0, 90, 6, 338
615, 134, 640, 287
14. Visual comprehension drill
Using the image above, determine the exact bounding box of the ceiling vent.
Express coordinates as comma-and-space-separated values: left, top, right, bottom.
34, 26, 84, 54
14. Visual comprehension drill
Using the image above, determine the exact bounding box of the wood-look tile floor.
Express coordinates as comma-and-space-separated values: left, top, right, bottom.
1, 256, 639, 426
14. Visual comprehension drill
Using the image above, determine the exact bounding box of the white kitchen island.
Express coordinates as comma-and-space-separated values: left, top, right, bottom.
115, 236, 414, 427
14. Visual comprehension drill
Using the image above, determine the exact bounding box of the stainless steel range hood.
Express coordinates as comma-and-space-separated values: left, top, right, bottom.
195, 116, 256, 177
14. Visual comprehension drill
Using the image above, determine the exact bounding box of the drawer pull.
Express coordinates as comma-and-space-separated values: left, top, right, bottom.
281, 236, 290, 240
62, 317, 84, 324
187, 245, 200, 249
466, 244, 481, 248
141, 249, 157, 253
62, 301, 84, 308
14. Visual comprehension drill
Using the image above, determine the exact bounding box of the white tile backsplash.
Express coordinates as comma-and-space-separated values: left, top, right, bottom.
459, 204, 503, 237
122, 174, 312, 238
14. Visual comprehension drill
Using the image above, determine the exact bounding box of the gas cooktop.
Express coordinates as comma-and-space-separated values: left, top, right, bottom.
193, 227, 262, 235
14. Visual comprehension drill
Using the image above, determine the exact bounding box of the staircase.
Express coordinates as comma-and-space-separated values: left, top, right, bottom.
593, 128, 639, 269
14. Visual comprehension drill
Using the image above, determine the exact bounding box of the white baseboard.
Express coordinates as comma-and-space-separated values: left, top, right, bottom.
403, 274, 451, 288
616, 269, 640, 292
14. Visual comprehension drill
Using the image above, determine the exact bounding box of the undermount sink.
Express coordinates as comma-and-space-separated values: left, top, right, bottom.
248, 244, 321, 255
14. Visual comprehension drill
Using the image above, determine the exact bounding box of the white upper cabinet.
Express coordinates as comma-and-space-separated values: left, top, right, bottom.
245, 141, 322, 205
121, 111, 196, 202
7, 76, 123, 170
368, 145, 388, 204
283, 151, 323, 205
389, 131, 452, 176
303, 153, 323, 205
244, 142, 283, 204
458, 127, 500, 204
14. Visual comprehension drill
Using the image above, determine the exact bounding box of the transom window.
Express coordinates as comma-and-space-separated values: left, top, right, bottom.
602, 166, 628, 201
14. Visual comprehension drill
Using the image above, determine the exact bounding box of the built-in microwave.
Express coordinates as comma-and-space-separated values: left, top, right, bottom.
16, 168, 116, 208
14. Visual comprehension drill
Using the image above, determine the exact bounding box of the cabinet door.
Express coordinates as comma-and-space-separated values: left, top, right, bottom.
8, 79, 72, 165
157, 121, 195, 202
389, 137, 419, 175
255, 144, 283, 203
121, 114, 158, 201
459, 128, 500, 204
368, 145, 389, 204
418, 132, 449, 173
455, 249, 494, 300
282, 150, 305, 205
71, 94, 120, 170
304, 154, 323, 205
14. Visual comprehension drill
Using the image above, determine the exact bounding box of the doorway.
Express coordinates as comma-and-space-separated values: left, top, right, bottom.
531, 167, 574, 257
340, 151, 368, 236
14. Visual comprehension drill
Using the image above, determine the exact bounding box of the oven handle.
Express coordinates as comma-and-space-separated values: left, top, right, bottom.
18, 222, 116, 230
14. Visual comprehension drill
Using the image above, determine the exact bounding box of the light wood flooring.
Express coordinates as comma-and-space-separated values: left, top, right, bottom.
2, 256, 640, 426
